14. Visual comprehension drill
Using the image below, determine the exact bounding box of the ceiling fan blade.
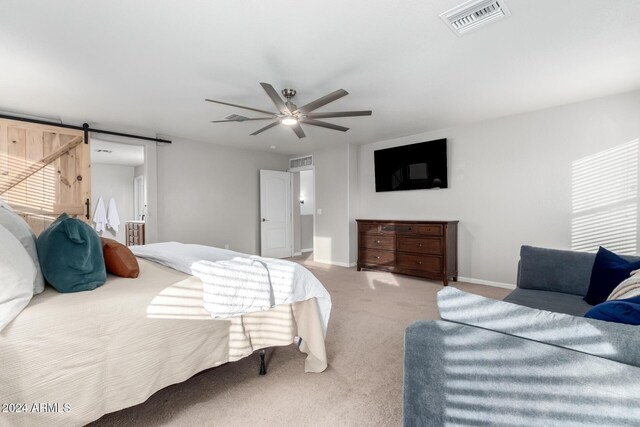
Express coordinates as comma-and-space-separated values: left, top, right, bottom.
250, 121, 280, 136
305, 110, 372, 119
295, 89, 349, 114
260, 82, 290, 114
291, 123, 306, 139
211, 117, 274, 123
300, 118, 349, 132
205, 98, 276, 116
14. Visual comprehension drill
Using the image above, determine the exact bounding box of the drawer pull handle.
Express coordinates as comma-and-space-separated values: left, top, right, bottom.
376, 240, 381, 244
417, 261, 423, 265
418, 243, 423, 247
375, 256, 380, 259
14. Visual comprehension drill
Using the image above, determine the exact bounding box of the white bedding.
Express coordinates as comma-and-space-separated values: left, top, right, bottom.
0, 259, 328, 427
130, 242, 332, 334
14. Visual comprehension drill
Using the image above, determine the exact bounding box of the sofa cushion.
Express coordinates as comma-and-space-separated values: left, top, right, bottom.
404, 320, 640, 426
584, 246, 640, 305
36, 214, 106, 293
585, 296, 640, 325
438, 287, 640, 369
504, 288, 593, 316
517, 245, 595, 296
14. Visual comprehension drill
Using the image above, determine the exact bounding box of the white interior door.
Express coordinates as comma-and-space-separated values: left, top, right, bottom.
260, 170, 293, 258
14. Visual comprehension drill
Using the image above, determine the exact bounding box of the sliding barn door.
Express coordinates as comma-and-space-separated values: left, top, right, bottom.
0, 118, 91, 235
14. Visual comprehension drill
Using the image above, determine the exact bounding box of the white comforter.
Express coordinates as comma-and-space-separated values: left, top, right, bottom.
130, 242, 331, 334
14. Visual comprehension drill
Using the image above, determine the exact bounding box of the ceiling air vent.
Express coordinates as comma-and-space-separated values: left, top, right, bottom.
224, 113, 250, 122
440, 0, 511, 36
289, 155, 313, 170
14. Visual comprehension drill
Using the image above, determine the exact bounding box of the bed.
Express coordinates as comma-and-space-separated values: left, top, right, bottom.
0, 257, 328, 427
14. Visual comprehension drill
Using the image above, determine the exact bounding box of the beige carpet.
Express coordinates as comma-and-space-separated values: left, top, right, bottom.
90, 254, 510, 427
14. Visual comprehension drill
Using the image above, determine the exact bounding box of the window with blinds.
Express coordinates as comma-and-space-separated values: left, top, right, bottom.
571, 139, 639, 254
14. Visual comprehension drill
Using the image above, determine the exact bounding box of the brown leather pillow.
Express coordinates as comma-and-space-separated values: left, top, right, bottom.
100, 238, 140, 278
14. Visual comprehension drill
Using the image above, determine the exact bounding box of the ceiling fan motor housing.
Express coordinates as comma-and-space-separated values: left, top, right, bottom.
281, 88, 297, 100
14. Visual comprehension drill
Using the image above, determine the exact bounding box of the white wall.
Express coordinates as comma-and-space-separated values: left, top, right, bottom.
156, 138, 289, 255
91, 163, 135, 244
313, 144, 351, 266
356, 90, 640, 285
348, 143, 359, 265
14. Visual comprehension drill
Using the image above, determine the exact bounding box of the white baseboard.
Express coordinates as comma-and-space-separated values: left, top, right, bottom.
313, 258, 357, 268
293, 252, 302, 256
457, 276, 516, 290
301, 248, 313, 253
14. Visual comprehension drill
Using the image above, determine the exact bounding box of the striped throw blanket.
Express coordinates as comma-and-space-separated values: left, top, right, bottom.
608, 274, 640, 301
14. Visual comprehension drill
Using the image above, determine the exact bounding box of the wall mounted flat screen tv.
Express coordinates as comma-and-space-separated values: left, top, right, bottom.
374, 139, 447, 192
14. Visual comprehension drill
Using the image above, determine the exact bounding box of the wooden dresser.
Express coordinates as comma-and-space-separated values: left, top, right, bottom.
356, 219, 458, 285
125, 221, 145, 246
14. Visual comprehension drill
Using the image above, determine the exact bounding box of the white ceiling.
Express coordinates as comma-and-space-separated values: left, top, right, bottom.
1, 0, 640, 155
91, 139, 145, 167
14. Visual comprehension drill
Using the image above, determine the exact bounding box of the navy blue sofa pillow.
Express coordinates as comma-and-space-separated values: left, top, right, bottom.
583, 247, 640, 305
585, 296, 640, 325
36, 213, 106, 293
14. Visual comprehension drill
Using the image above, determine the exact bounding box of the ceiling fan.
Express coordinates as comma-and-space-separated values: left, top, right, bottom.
206, 82, 372, 139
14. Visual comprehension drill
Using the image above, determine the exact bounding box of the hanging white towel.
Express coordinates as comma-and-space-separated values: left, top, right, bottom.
107, 198, 120, 234
92, 197, 107, 233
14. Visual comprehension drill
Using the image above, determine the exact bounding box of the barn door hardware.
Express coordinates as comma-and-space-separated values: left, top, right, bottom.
0, 113, 172, 144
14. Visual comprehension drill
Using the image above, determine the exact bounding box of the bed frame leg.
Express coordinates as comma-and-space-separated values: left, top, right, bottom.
259, 350, 266, 376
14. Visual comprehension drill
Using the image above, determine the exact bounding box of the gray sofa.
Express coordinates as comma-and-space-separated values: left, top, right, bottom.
404, 245, 640, 426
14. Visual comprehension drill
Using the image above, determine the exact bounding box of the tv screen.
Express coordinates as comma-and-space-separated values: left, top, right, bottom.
374, 139, 447, 192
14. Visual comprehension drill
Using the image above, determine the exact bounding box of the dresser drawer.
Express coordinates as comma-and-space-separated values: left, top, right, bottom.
396, 253, 442, 273
359, 223, 380, 234
380, 223, 419, 234
416, 224, 443, 235
360, 249, 395, 266
361, 235, 395, 250
397, 236, 442, 255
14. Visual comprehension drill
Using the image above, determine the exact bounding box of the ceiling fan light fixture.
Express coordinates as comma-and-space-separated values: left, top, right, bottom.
281, 116, 298, 126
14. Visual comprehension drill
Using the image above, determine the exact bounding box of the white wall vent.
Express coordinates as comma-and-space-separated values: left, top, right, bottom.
289, 155, 313, 170
440, 0, 511, 36
224, 113, 250, 121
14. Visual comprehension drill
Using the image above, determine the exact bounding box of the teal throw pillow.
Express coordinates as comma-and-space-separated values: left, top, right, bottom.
36, 213, 106, 293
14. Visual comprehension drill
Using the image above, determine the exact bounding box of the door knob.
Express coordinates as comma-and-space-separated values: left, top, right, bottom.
262, 218, 269, 222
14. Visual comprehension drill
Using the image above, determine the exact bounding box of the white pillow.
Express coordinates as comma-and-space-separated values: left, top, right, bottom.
0, 203, 45, 294
0, 224, 35, 332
